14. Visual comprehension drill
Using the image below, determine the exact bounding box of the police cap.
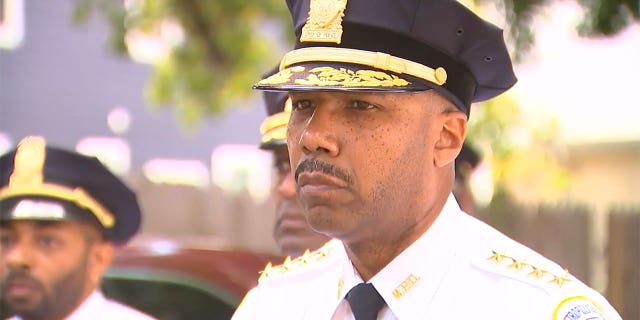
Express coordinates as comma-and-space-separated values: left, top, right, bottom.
0, 136, 141, 244
255, 0, 517, 115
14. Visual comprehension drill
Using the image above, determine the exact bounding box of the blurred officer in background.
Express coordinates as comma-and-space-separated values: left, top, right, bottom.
233, 0, 622, 319
0, 136, 155, 320
453, 142, 481, 216
259, 89, 330, 257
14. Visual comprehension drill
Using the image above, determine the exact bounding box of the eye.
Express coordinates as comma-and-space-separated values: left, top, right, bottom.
349, 100, 377, 110
37, 234, 59, 249
291, 99, 313, 111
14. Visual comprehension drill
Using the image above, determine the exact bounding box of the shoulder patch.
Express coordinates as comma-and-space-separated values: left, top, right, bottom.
552, 296, 606, 320
258, 240, 338, 282
473, 249, 575, 292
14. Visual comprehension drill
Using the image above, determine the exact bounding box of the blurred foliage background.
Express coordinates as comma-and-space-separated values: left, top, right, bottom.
72, 0, 639, 200
490, 0, 639, 61
73, 0, 639, 120
73, 0, 290, 125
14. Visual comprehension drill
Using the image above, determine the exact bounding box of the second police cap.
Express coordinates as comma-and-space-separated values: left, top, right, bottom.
0, 136, 141, 244
259, 91, 292, 150
254, 0, 517, 115
259, 67, 292, 150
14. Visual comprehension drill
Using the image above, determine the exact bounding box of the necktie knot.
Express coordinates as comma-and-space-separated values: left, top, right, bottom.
345, 283, 386, 320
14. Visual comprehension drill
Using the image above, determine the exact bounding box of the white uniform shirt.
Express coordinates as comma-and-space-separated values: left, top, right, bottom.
8, 290, 156, 320
232, 194, 622, 320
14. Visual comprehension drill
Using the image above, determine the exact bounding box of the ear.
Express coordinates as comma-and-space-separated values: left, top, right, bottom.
87, 241, 114, 286
434, 111, 467, 168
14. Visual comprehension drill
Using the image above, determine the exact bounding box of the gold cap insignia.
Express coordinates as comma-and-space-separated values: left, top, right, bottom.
300, 0, 348, 44
9, 136, 47, 188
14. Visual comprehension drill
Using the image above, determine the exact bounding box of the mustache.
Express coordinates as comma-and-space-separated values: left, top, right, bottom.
294, 158, 354, 186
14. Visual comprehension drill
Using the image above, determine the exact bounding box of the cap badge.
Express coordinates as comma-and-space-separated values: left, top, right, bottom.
300, 0, 348, 44
9, 136, 46, 188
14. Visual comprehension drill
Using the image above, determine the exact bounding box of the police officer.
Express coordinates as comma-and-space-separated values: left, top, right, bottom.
0, 136, 155, 320
259, 88, 331, 257
232, 0, 622, 319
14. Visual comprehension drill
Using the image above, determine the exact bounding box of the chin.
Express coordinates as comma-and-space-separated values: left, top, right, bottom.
279, 243, 308, 258
306, 219, 346, 240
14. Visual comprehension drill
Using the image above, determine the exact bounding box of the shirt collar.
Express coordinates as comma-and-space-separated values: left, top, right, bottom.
65, 290, 105, 320
369, 194, 464, 319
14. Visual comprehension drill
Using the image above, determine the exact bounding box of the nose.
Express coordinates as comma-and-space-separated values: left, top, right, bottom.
275, 170, 297, 198
297, 106, 340, 157
3, 241, 32, 270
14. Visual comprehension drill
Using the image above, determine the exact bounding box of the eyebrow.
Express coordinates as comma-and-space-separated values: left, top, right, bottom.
33, 220, 66, 228
0, 220, 65, 232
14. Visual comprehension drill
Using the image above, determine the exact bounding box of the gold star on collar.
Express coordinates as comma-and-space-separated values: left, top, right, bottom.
488, 250, 508, 263
282, 256, 292, 271
258, 262, 274, 281
258, 242, 337, 281
549, 269, 572, 288
300, 249, 311, 263
528, 265, 548, 279
509, 258, 528, 271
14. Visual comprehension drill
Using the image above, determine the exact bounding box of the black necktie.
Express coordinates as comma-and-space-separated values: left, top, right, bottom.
345, 283, 386, 320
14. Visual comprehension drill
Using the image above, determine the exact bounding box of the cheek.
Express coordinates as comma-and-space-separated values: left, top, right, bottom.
364, 120, 430, 180
286, 125, 302, 160
348, 123, 409, 161
40, 243, 88, 275
33, 254, 72, 293
346, 128, 412, 196
286, 115, 304, 143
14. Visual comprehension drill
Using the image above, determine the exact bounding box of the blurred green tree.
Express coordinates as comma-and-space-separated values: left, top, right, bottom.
489, 0, 639, 61
73, 0, 290, 126
73, 0, 637, 203
73, 0, 638, 124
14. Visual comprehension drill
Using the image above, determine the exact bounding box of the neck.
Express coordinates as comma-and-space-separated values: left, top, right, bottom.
344, 193, 449, 281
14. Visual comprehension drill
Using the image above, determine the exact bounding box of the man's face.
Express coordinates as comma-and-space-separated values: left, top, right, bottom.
287, 90, 461, 244
0, 219, 108, 320
272, 146, 330, 257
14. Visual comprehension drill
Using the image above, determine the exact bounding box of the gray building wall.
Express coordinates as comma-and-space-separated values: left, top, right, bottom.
0, 0, 266, 168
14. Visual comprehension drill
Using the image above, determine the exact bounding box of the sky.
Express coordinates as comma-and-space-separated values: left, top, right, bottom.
510, 2, 640, 145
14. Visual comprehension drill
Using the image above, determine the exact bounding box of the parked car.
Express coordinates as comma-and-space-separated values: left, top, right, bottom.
101, 241, 282, 320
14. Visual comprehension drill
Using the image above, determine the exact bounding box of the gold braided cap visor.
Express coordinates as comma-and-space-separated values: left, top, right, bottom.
256, 47, 447, 90
0, 184, 116, 228
259, 111, 289, 147
259, 98, 292, 148
261, 127, 287, 147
